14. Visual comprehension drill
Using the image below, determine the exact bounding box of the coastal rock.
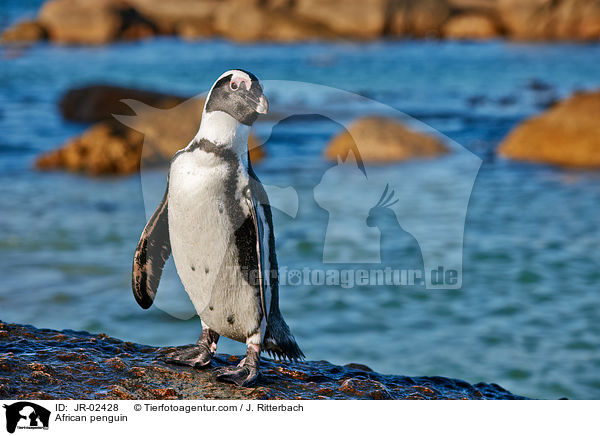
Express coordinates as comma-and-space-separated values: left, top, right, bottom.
39, 0, 125, 45
388, 0, 451, 38
497, 90, 600, 168
260, 13, 337, 42
497, 0, 557, 40
35, 117, 265, 176
325, 116, 449, 163
175, 20, 216, 40
114, 96, 264, 166
35, 121, 143, 175
498, 0, 600, 40
35, 122, 265, 176
443, 13, 500, 39
295, 0, 388, 39
59, 84, 187, 123
213, 3, 335, 42
37, 86, 265, 175
7, 0, 600, 43
212, 3, 279, 42
0, 21, 47, 43
447, 0, 498, 11
0, 320, 527, 399
127, 0, 220, 35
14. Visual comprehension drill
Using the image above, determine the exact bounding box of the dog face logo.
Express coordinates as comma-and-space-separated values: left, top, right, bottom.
3, 402, 50, 433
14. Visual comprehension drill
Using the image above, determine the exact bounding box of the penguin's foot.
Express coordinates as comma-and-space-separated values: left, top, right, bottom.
215, 344, 260, 387
165, 346, 212, 368
165, 328, 219, 368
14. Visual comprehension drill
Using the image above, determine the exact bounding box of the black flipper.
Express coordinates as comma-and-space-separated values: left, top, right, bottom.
132, 185, 171, 309
248, 159, 305, 361
244, 185, 268, 324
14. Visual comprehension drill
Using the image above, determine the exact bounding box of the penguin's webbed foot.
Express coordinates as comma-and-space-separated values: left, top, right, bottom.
165, 346, 212, 368
215, 345, 260, 387
164, 328, 219, 368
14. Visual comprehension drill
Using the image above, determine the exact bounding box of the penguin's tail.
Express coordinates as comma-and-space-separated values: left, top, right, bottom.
263, 310, 304, 361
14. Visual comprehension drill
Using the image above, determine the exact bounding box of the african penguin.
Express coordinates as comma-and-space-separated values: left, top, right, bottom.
132, 69, 304, 386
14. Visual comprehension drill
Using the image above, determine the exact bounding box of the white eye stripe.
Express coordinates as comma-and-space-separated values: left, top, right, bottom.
230, 74, 252, 91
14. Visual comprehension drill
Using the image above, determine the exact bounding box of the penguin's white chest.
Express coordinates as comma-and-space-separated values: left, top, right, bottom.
167, 149, 258, 340
168, 150, 232, 311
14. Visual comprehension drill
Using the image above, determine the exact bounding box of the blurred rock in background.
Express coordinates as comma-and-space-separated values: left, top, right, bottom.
59, 85, 187, 122
3, 0, 600, 44
35, 85, 265, 176
326, 116, 449, 163
497, 90, 600, 168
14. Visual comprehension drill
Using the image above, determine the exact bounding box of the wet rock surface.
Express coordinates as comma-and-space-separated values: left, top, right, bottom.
0, 321, 527, 400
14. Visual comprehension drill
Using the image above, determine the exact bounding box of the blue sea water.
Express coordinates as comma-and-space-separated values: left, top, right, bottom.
1, 1, 600, 399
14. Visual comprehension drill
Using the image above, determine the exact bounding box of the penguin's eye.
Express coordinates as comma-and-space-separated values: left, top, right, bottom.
230, 81, 239, 91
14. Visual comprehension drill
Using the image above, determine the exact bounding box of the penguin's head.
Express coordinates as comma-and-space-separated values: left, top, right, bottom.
204, 69, 268, 126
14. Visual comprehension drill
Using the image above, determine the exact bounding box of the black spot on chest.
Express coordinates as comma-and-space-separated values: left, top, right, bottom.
227, 314, 235, 325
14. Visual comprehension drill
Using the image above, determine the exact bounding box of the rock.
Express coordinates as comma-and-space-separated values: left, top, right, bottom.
262, 13, 338, 42
0, 20, 47, 43
127, 0, 221, 35
175, 20, 216, 40
213, 3, 336, 42
388, 0, 451, 38
118, 14, 157, 41
212, 4, 271, 42
59, 84, 187, 123
325, 116, 449, 163
115, 96, 265, 167
571, 0, 600, 40
6, 0, 600, 43
497, 0, 557, 40
39, 0, 125, 45
35, 117, 265, 176
0, 320, 527, 399
295, 0, 388, 39
35, 121, 143, 175
497, 90, 600, 168
37, 85, 265, 175
443, 13, 500, 39
264, 0, 295, 10
498, 0, 600, 41
447, 0, 498, 11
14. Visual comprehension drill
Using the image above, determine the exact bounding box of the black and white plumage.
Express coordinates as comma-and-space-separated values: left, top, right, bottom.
132, 69, 303, 386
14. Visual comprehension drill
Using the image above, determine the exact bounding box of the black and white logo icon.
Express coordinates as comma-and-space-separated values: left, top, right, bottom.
3, 402, 50, 433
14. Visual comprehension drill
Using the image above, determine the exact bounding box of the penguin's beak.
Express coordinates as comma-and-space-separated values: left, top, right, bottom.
256, 94, 268, 115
